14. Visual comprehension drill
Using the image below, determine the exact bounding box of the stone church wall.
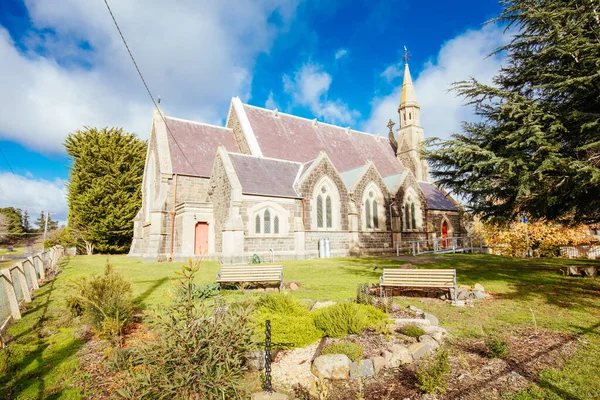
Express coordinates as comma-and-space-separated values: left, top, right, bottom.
226, 106, 252, 155
175, 176, 211, 203
427, 211, 462, 239
297, 158, 350, 231
359, 232, 393, 253
305, 231, 350, 256
209, 155, 232, 253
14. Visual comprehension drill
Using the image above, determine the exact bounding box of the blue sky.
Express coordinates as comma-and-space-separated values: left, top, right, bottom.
0, 0, 507, 224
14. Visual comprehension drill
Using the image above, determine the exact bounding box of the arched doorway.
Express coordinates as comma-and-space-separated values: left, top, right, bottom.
441, 221, 449, 248
194, 222, 209, 255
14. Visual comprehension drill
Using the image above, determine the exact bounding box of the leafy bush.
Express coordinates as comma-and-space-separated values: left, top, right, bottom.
321, 341, 364, 362
191, 282, 220, 300
398, 324, 426, 338
415, 349, 451, 394
312, 302, 388, 338
121, 260, 255, 399
486, 335, 509, 358
253, 293, 322, 347
66, 262, 133, 340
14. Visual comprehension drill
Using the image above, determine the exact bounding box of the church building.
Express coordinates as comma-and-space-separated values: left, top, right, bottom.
129, 62, 462, 262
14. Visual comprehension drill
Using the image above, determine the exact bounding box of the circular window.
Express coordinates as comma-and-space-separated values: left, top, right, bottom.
321, 186, 327, 194
369, 191, 374, 198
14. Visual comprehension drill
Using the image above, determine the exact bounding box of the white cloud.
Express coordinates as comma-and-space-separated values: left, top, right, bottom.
265, 91, 278, 110
364, 24, 512, 138
0, 173, 68, 224
0, 0, 299, 153
283, 63, 359, 124
380, 64, 402, 82
335, 48, 348, 60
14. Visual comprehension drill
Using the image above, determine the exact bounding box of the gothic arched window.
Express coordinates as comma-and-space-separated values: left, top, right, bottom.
326, 195, 332, 228
264, 209, 271, 234
312, 178, 341, 230
365, 199, 371, 229
405, 205, 411, 230
373, 199, 379, 229
404, 193, 421, 230
274, 215, 279, 234
411, 203, 416, 230
255, 214, 261, 234
317, 195, 324, 228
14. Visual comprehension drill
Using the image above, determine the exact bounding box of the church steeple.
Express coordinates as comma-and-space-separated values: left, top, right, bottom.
395, 47, 429, 182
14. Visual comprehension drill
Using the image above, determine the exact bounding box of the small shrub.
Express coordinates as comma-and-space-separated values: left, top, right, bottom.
321, 341, 364, 362
254, 293, 322, 347
398, 324, 425, 338
415, 349, 451, 394
66, 262, 133, 339
191, 282, 220, 300
486, 335, 509, 358
121, 260, 256, 399
312, 302, 388, 338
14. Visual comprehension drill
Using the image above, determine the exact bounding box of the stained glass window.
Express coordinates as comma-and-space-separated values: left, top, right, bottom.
274, 215, 279, 234
366, 199, 371, 229
405, 205, 411, 230
411, 203, 416, 230
255, 214, 261, 233
317, 195, 323, 228
326, 196, 332, 228
264, 209, 271, 234
373, 200, 378, 228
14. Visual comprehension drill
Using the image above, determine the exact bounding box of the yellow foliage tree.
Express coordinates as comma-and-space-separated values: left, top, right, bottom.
472, 219, 594, 257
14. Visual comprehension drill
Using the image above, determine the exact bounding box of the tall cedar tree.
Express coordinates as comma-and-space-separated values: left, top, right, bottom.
65, 127, 146, 253
426, 0, 600, 225
34, 211, 58, 232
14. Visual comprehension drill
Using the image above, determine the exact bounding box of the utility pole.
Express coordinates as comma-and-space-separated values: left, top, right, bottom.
43, 211, 49, 251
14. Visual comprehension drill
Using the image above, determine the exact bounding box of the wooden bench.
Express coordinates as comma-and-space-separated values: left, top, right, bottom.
380, 268, 457, 301
216, 265, 284, 291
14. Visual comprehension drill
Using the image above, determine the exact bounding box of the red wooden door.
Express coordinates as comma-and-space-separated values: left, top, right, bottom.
441, 221, 449, 248
194, 222, 209, 255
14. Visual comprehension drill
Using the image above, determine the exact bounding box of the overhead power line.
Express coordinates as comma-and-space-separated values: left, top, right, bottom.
0, 146, 15, 175
101, 0, 201, 176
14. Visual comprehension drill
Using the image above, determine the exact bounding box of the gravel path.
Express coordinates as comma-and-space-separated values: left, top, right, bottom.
272, 342, 320, 391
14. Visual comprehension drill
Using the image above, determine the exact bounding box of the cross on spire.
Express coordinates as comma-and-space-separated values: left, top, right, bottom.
403, 45, 410, 64
387, 119, 396, 133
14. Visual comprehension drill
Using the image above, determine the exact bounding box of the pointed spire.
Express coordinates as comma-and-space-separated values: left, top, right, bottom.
400, 63, 418, 107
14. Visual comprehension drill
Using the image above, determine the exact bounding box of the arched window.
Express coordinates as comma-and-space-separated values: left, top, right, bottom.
409, 112, 412, 120
411, 203, 416, 230
264, 209, 271, 234
255, 214, 261, 234
404, 192, 421, 230
317, 195, 324, 228
274, 216, 279, 234
365, 199, 371, 229
145, 153, 155, 222
405, 205, 411, 230
373, 200, 378, 229
326, 196, 332, 228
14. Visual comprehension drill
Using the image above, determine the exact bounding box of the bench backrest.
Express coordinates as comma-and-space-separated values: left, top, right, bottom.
217, 265, 283, 282
381, 268, 455, 288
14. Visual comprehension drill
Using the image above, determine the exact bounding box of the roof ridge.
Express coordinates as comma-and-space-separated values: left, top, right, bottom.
242, 103, 385, 139
165, 115, 231, 130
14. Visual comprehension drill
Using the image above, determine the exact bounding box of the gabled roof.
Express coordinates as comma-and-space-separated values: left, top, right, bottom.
383, 173, 407, 194
228, 153, 302, 198
242, 104, 404, 177
418, 182, 458, 211
339, 165, 368, 191
165, 116, 239, 177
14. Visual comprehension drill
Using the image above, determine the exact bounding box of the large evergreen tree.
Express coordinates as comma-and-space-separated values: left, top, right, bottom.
0, 207, 26, 242
65, 127, 146, 253
426, 0, 600, 224
34, 211, 58, 233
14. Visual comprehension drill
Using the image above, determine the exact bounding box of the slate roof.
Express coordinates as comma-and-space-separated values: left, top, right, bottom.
165, 117, 239, 177
242, 104, 404, 177
228, 153, 302, 198
418, 182, 458, 211
339, 165, 368, 191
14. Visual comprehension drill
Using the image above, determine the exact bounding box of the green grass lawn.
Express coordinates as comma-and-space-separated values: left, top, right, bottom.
1, 253, 599, 399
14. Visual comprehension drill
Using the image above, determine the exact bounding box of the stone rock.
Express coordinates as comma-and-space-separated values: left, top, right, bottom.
359, 359, 375, 377
380, 350, 393, 365
408, 342, 434, 360
311, 301, 336, 310
251, 392, 288, 400
407, 305, 421, 312
289, 282, 299, 291
456, 288, 470, 300
473, 283, 485, 292
388, 344, 413, 367
266, 287, 278, 292
418, 335, 440, 349
421, 394, 438, 400
245, 350, 264, 371
350, 361, 360, 379
429, 330, 445, 344
311, 354, 352, 380
424, 313, 439, 326
473, 290, 485, 300
371, 356, 386, 374
393, 318, 431, 329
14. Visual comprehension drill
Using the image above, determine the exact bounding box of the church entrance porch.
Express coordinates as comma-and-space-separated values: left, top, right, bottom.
195, 222, 209, 255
